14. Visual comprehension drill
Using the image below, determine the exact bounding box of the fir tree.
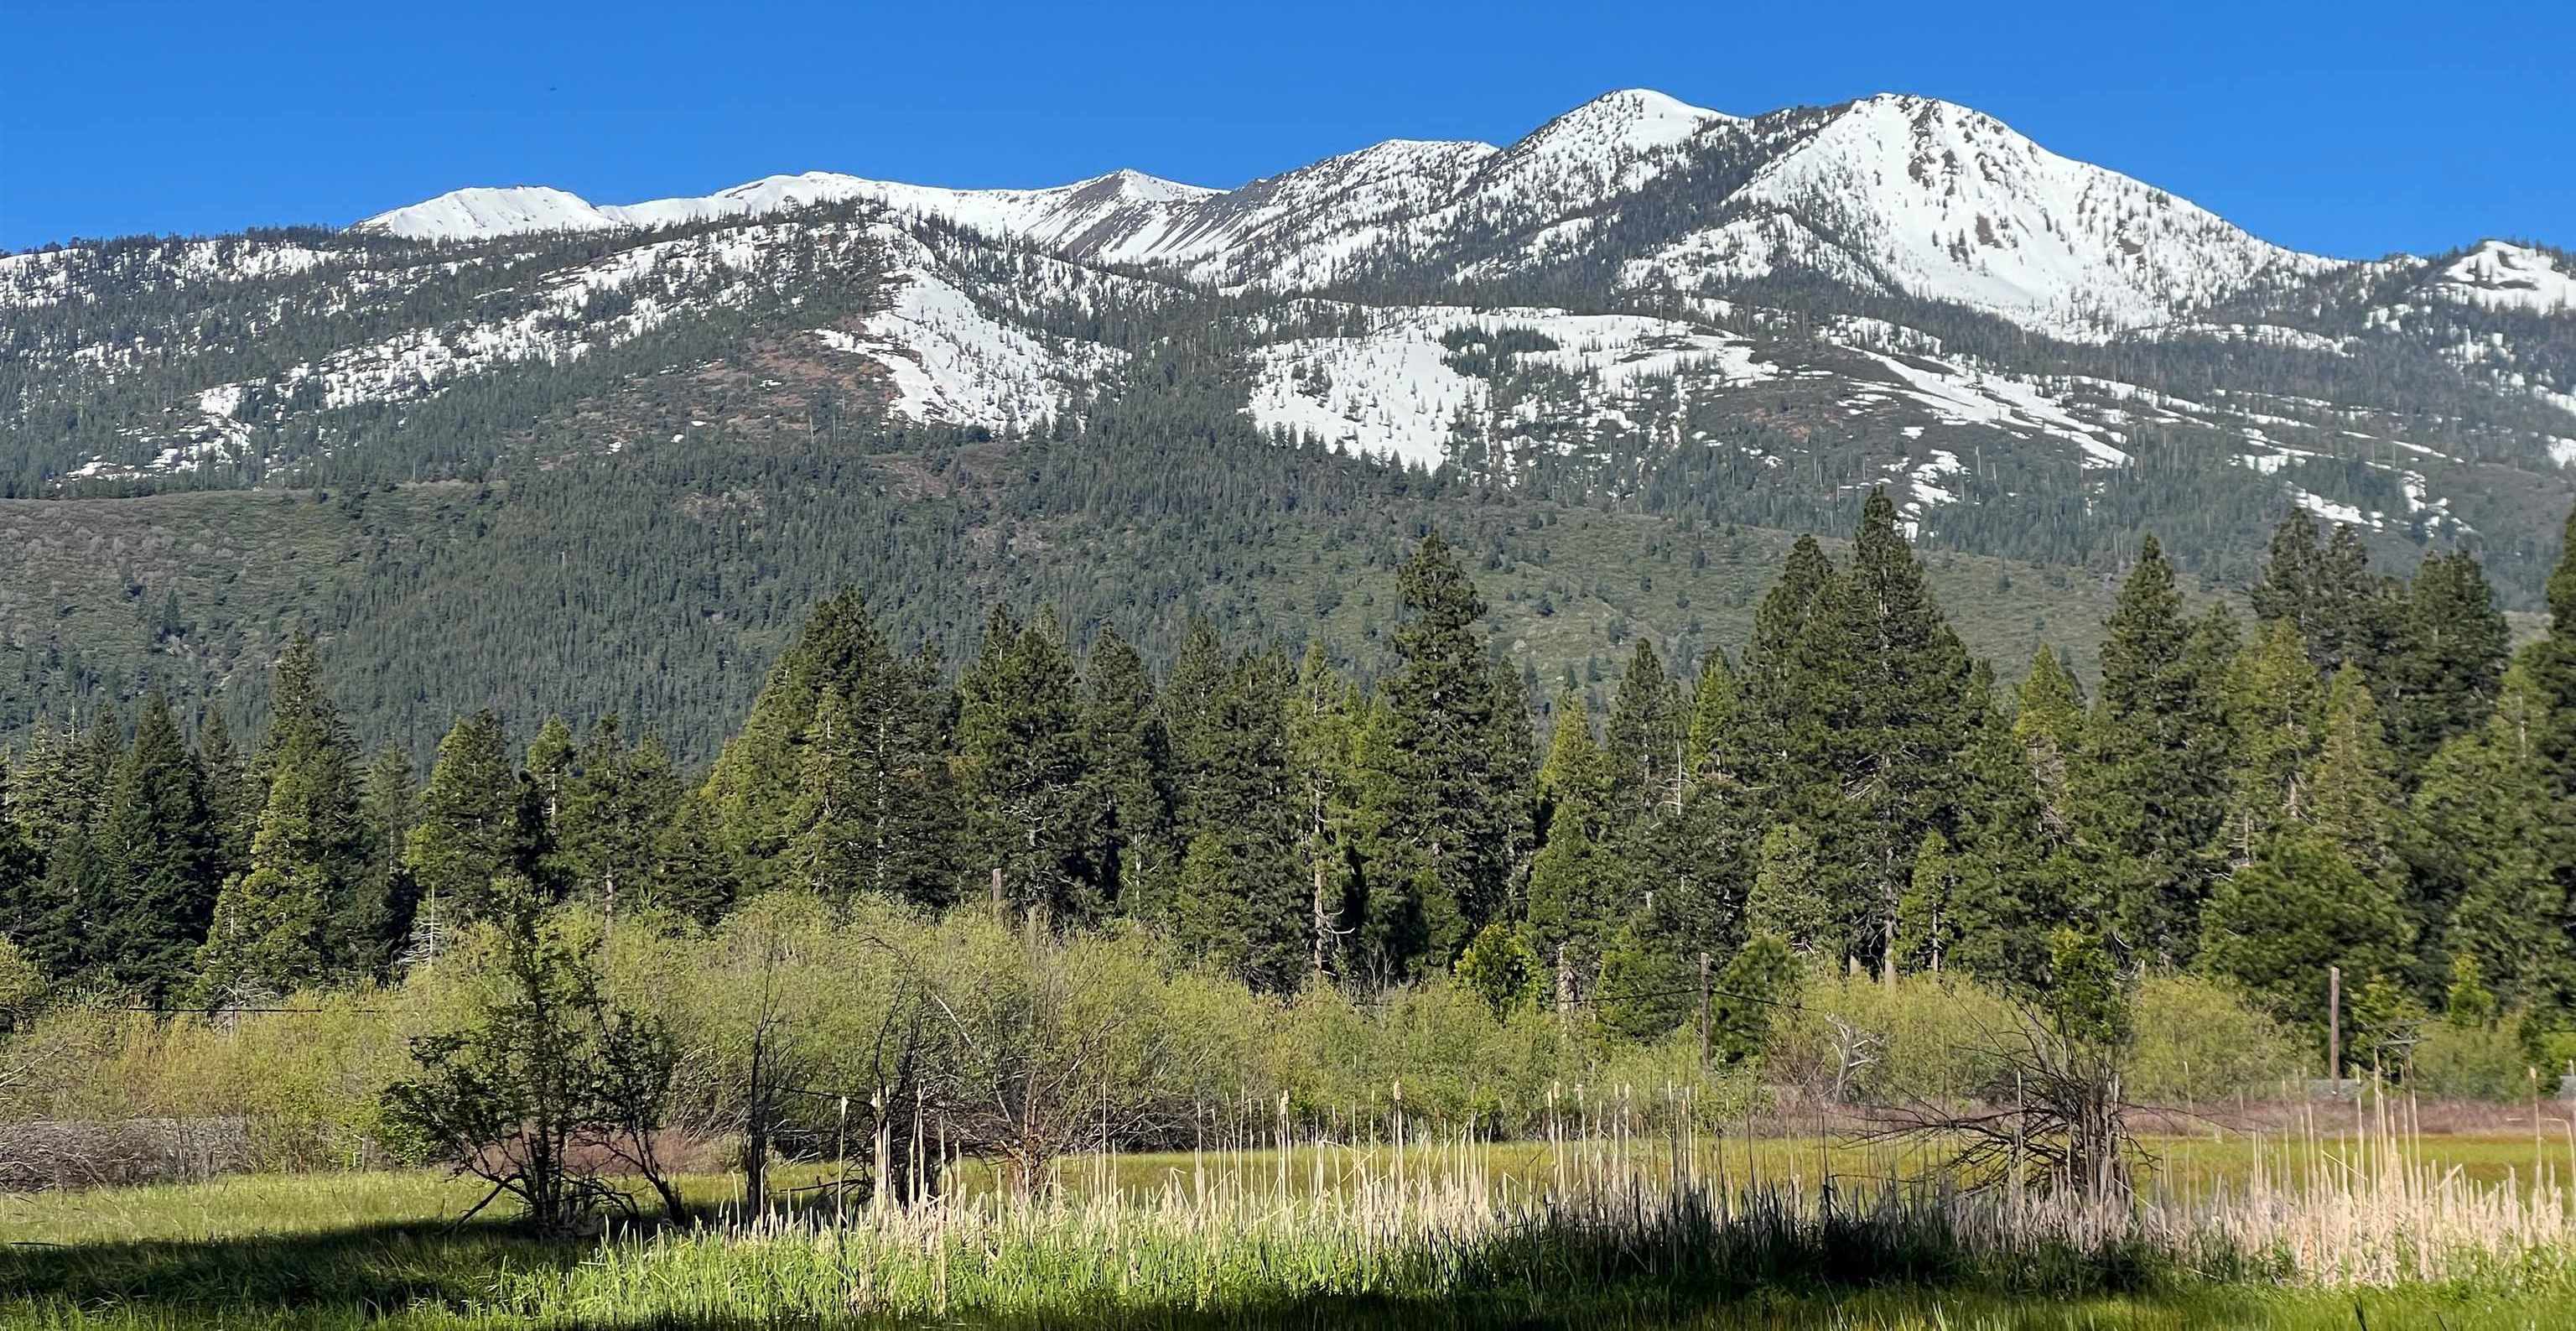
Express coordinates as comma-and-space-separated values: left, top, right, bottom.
1284, 644, 1361, 980
340, 746, 418, 978
1895, 829, 1961, 976
1684, 649, 1739, 783
2218, 620, 2322, 862
1166, 649, 1304, 990
2075, 538, 2232, 964
1078, 628, 1172, 914
2199, 828, 2411, 1034
1379, 534, 1523, 965
195, 709, 255, 886
787, 689, 873, 900
200, 767, 338, 1002
2413, 663, 2569, 1007
2012, 647, 2085, 840
1947, 663, 2070, 989
1797, 492, 1972, 979
1737, 535, 1833, 797
2310, 665, 2404, 893
523, 715, 577, 842
1526, 690, 1621, 1002
93, 693, 214, 1004
1709, 933, 1800, 1065
553, 717, 679, 927
198, 634, 364, 993
693, 592, 962, 907
2249, 510, 2327, 650
2391, 551, 2508, 771
8, 720, 96, 858
29, 824, 107, 982
956, 609, 1092, 921
405, 710, 534, 932
1746, 823, 1837, 959
1603, 639, 1684, 823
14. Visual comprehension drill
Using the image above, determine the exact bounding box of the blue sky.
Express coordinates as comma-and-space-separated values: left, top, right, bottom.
6, 0, 2569, 257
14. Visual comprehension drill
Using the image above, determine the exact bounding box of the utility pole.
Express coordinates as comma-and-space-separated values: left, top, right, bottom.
2327, 964, 2343, 1083
1697, 951, 1712, 1068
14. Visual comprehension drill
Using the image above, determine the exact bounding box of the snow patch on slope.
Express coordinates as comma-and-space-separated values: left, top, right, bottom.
807, 226, 1124, 429
1245, 307, 1769, 468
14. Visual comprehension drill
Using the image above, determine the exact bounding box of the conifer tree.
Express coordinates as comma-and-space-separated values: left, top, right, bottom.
1379, 534, 1522, 965
1945, 663, 2067, 986
553, 717, 679, 927
93, 693, 214, 1003
195, 710, 255, 887
694, 592, 961, 907
1078, 629, 1171, 913
1709, 933, 1800, 1065
1684, 649, 1740, 782
199, 767, 339, 1002
1746, 823, 1838, 959
523, 715, 577, 842
697, 590, 888, 891
1603, 640, 1684, 822
1346, 692, 1426, 981
956, 610, 1092, 920
1284, 644, 1361, 980
2249, 510, 2327, 649
2391, 551, 2508, 770
1798, 491, 1972, 979
788, 688, 873, 900
2218, 620, 2322, 861
0, 762, 27, 951
2199, 828, 2411, 1034
1737, 536, 1833, 795
2253, 512, 2399, 679
2310, 665, 2403, 893
404, 710, 534, 932
29, 824, 107, 982
1166, 649, 1304, 989
2411, 662, 2568, 1006
340, 746, 418, 978
2075, 538, 2232, 964
199, 634, 365, 995
2012, 647, 2085, 840
1895, 829, 1961, 976
7, 720, 95, 858
1527, 691, 1621, 1001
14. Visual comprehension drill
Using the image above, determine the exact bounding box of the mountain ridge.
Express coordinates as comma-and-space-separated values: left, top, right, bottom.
347, 88, 2345, 341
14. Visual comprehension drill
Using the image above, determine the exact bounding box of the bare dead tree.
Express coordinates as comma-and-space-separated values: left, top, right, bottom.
1857, 1004, 2151, 1203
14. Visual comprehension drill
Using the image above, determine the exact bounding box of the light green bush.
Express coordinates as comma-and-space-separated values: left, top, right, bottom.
2128, 975, 2303, 1104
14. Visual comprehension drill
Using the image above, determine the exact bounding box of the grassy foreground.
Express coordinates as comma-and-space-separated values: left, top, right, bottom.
7, 1130, 2576, 1329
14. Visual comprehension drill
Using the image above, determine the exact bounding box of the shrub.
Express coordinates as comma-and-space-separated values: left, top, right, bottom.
2127, 975, 2302, 1104
2412, 1022, 2527, 1101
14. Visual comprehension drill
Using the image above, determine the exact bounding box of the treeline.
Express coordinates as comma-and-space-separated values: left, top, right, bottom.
4, 490, 2572, 1070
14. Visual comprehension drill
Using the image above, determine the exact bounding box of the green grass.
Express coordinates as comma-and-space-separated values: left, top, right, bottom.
8, 1127, 2575, 1330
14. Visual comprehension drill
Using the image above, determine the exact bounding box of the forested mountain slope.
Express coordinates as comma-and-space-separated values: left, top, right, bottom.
4, 88, 2569, 753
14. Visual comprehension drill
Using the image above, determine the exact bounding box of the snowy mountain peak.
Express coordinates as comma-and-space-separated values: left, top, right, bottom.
2429, 240, 2576, 315
1540, 88, 1737, 146
358, 185, 620, 240
1700, 92, 2340, 335
1063, 168, 1221, 204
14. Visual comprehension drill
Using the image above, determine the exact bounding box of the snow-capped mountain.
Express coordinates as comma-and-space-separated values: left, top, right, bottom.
353, 89, 2333, 341
10, 87, 2574, 605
